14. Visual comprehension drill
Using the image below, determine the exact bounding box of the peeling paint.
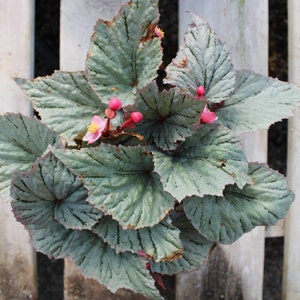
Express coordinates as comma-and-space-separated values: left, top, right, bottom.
0, 256, 37, 300
64, 263, 148, 300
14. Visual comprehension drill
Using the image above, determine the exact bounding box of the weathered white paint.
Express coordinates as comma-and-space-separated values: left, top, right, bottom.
176, 1, 268, 299
0, 1, 37, 299
283, 1, 300, 299
60, 0, 124, 71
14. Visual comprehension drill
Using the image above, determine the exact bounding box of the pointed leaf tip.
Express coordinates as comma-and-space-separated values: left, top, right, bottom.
86, 0, 162, 105
0, 113, 63, 197
165, 14, 235, 104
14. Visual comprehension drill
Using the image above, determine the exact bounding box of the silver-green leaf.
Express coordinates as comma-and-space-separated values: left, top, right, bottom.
183, 163, 294, 244
52, 145, 175, 229
93, 216, 183, 262
153, 124, 251, 202
150, 210, 212, 275
16, 71, 105, 143
134, 82, 204, 150
0, 113, 63, 197
217, 70, 300, 134
11, 153, 102, 230
68, 230, 164, 300
86, 0, 163, 105
165, 14, 235, 103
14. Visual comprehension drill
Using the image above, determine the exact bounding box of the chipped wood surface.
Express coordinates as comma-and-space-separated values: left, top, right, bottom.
176, 1, 268, 299
0, 1, 37, 299
283, 1, 300, 299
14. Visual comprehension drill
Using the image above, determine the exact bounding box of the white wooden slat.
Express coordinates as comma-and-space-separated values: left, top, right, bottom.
283, 0, 300, 298
176, 1, 268, 299
0, 1, 37, 299
59, 1, 148, 299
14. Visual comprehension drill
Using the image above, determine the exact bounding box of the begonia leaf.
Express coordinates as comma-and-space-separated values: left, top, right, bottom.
86, 0, 163, 105
11, 153, 102, 231
16, 71, 105, 143
164, 14, 235, 103
150, 210, 212, 275
52, 145, 175, 229
133, 82, 204, 150
12, 177, 163, 299
0, 114, 63, 197
152, 124, 251, 202
93, 216, 183, 262
68, 230, 164, 300
183, 163, 294, 244
216, 70, 300, 134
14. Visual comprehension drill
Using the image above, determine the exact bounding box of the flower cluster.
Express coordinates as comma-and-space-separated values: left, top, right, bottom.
195, 85, 218, 124
83, 97, 144, 144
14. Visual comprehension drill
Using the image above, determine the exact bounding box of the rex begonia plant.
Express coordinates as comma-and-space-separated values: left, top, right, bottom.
0, 1, 299, 299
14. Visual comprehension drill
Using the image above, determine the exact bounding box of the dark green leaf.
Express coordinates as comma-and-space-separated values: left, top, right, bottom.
11, 153, 102, 230
183, 163, 294, 243
134, 82, 204, 150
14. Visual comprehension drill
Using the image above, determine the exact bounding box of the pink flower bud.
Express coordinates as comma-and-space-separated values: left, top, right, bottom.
196, 85, 205, 99
108, 97, 122, 110
137, 250, 148, 259
200, 105, 218, 124
105, 108, 116, 119
130, 112, 144, 123
154, 26, 164, 40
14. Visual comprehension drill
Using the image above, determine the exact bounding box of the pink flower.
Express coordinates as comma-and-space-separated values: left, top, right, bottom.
200, 105, 218, 124
154, 26, 164, 39
83, 116, 108, 144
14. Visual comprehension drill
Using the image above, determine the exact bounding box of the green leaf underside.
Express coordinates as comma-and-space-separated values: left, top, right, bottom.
164, 14, 235, 103
217, 70, 300, 134
134, 82, 205, 150
52, 145, 175, 229
153, 124, 251, 202
86, 0, 162, 105
11, 153, 102, 230
183, 163, 294, 244
93, 216, 183, 262
0, 114, 63, 197
68, 230, 163, 300
150, 210, 212, 275
16, 71, 105, 143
